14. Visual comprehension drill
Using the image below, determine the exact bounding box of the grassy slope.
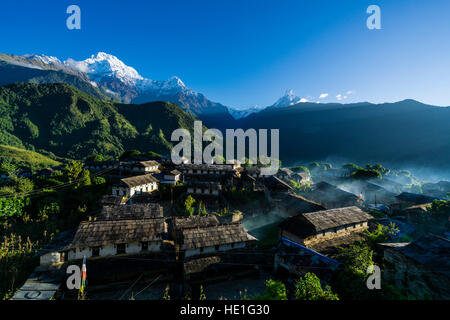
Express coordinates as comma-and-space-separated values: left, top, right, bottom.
0, 144, 60, 170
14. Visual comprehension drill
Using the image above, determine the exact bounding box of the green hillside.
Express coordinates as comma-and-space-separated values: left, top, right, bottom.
0, 144, 61, 171
0, 83, 199, 159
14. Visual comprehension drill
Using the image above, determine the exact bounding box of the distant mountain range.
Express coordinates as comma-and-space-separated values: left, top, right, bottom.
0, 52, 234, 125
0, 52, 449, 169
235, 100, 450, 168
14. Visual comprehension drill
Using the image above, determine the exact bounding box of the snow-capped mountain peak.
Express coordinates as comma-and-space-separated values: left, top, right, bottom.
272, 89, 306, 107
64, 52, 144, 85
21, 54, 62, 66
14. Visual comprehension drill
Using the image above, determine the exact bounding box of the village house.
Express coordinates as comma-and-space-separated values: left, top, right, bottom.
111, 174, 158, 198
245, 167, 262, 179
120, 160, 160, 174
98, 203, 164, 220
159, 169, 182, 185
392, 192, 442, 212
276, 168, 293, 181
272, 193, 326, 217
186, 181, 222, 197
65, 218, 168, 262
84, 160, 119, 172
292, 172, 311, 184
169, 214, 220, 241
278, 206, 373, 248
178, 222, 257, 258
304, 181, 359, 209
382, 234, 450, 299
263, 175, 294, 200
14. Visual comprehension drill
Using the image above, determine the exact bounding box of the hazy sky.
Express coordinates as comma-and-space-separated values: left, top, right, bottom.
1, 0, 450, 108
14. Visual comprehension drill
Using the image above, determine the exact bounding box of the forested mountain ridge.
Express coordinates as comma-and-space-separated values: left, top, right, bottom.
0, 83, 198, 159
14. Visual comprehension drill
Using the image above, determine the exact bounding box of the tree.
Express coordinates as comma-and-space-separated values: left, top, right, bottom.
294, 273, 338, 300
254, 279, 287, 300
119, 150, 141, 161
365, 223, 400, 249
351, 168, 382, 180
290, 166, 310, 175
63, 161, 91, 188
198, 201, 207, 216
336, 243, 374, 275
184, 196, 196, 216
85, 154, 109, 162
199, 285, 206, 300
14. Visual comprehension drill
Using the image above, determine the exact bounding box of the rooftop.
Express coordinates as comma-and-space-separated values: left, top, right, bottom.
279, 206, 373, 238
68, 218, 167, 248
180, 222, 257, 250
118, 174, 158, 188
98, 203, 163, 220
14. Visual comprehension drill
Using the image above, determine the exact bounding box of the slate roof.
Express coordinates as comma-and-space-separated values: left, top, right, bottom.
68, 218, 167, 248
118, 174, 158, 188
279, 206, 373, 238
395, 234, 450, 278
278, 168, 293, 176
180, 222, 257, 250
98, 203, 163, 220
396, 192, 441, 204
305, 181, 358, 206
275, 193, 326, 213
172, 214, 220, 231
99, 195, 124, 206
303, 206, 373, 231
264, 176, 294, 191
137, 160, 159, 167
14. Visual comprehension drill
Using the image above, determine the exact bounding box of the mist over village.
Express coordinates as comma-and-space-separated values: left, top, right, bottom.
0, 1, 449, 311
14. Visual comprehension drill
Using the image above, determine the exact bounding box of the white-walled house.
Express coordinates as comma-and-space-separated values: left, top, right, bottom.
120, 160, 159, 174
161, 169, 182, 185
279, 206, 373, 247
186, 181, 222, 196
179, 222, 257, 258
112, 174, 158, 198
66, 218, 167, 262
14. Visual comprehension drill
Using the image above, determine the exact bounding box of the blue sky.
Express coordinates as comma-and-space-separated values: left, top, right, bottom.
1, 0, 450, 108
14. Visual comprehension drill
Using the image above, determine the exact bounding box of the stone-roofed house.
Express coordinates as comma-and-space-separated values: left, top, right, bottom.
186, 181, 222, 197
161, 169, 182, 184
275, 207, 373, 276
276, 168, 293, 180
264, 176, 294, 196
304, 181, 359, 209
67, 218, 168, 261
394, 192, 442, 211
178, 222, 257, 258
112, 174, 158, 198
273, 193, 326, 216
383, 234, 450, 299
98, 203, 163, 220
279, 206, 373, 248
120, 160, 160, 174
292, 172, 311, 184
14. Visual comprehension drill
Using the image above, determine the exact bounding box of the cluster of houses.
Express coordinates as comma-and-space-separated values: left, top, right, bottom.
13, 155, 449, 300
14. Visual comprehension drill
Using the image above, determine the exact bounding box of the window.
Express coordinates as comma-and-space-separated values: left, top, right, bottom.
141, 242, 149, 251
231, 243, 235, 248
200, 247, 204, 253
116, 244, 126, 255
215, 245, 220, 251
92, 247, 100, 257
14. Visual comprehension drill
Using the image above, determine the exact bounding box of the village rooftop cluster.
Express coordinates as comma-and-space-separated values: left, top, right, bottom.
10, 155, 450, 300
